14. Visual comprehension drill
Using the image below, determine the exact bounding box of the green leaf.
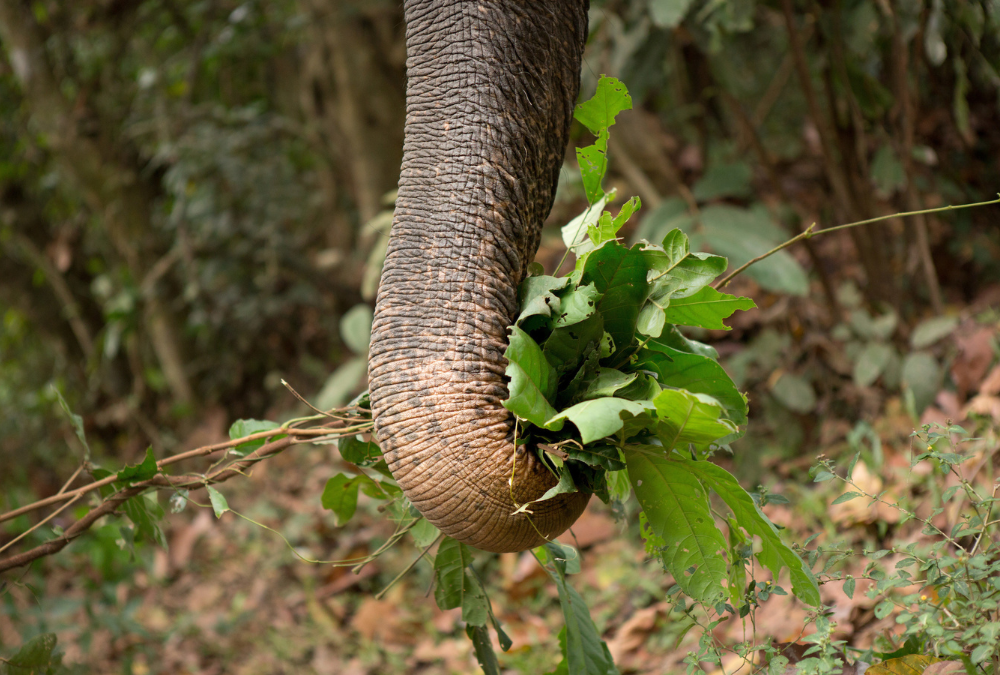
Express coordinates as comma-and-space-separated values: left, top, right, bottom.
871, 145, 907, 197
434, 537, 487, 626
562, 192, 615, 252
338, 434, 382, 467
466, 624, 501, 675
574, 76, 633, 135
537, 542, 619, 675
340, 303, 373, 353
682, 459, 821, 606
543, 313, 606, 376
832, 491, 863, 505
410, 518, 441, 549
843, 576, 856, 599
116, 447, 159, 483
649, 325, 719, 360
901, 351, 941, 415
854, 342, 893, 388
581, 243, 649, 353
3, 633, 62, 672
531, 464, 579, 505
555, 283, 603, 328
583, 368, 637, 398
565, 444, 626, 471
691, 162, 753, 201
769, 373, 817, 414
661, 286, 755, 330
518, 275, 570, 325
314, 357, 368, 410
645, 230, 728, 299
577, 130, 610, 204
653, 389, 737, 450
910, 316, 958, 349
638, 345, 748, 426
228, 418, 282, 456
698, 205, 809, 296
503, 325, 559, 426
624, 451, 727, 603
544, 398, 650, 444
51, 386, 90, 460
648, 0, 696, 28
121, 492, 167, 548
321, 474, 360, 526
207, 485, 230, 519
606, 469, 631, 502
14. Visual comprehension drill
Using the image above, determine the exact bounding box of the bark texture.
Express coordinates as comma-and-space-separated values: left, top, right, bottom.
368, 0, 590, 552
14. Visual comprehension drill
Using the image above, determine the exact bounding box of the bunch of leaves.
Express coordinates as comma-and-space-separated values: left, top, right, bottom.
501, 76, 819, 623
807, 422, 1000, 672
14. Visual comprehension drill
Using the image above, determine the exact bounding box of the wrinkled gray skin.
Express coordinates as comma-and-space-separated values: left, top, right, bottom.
368, 0, 591, 553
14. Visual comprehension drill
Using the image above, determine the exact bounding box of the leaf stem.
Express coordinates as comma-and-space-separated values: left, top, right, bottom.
714, 195, 1000, 290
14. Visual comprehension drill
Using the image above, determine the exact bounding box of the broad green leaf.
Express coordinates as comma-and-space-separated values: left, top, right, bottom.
615, 372, 661, 402
854, 342, 893, 387
207, 485, 230, 519
643, 235, 728, 299
612, 196, 641, 231
653, 389, 737, 450
636, 300, 666, 338
543, 313, 606, 375
466, 624, 501, 675
116, 447, 159, 483
577, 130, 610, 204
871, 145, 907, 197
340, 303, 373, 353
410, 518, 441, 549
338, 434, 383, 467
321, 474, 360, 526
537, 542, 618, 675
910, 315, 958, 349
314, 357, 368, 410
901, 351, 941, 414
661, 286, 755, 330
556, 283, 602, 327
565, 444, 626, 471
770, 373, 817, 414
434, 537, 487, 626
3, 633, 62, 672
582, 243, 649, 353
503, 325, 559, 426
122, 492, 167, 547
691, 162, 753, 201
624, 451, 727, 603
583, 368, 637, 398
638, 345, 747, 425
518, 275, 570, 324
606, 468, 631, 502
545, 398, 650, 444
682, 458, 821, 606
648, 326, 719, 360
574, 76, 633, 135
229, 418, 284, 457
698, 205, 809, 296
562, 192, 614, 251
648, 0, 696, 27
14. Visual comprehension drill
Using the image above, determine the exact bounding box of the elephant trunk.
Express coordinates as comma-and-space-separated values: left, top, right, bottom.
368, 0, 590, 553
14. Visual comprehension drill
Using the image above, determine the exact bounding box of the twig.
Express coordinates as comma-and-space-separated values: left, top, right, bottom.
0, 432, 304, 573
374, 532, 444, 600
714, 196, 1000, 290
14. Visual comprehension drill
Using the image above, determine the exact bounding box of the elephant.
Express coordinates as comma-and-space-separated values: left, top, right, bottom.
368, 0, 592, 553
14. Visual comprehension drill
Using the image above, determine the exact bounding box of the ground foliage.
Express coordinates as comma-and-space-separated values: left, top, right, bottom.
4, 0, 1000, 673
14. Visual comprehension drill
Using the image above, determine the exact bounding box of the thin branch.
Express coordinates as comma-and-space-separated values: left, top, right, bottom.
374, 532, 443, 600
714, 196, 1000, 290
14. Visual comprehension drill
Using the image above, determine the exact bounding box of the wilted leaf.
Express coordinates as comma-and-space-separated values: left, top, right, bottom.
866, 655, 940, 675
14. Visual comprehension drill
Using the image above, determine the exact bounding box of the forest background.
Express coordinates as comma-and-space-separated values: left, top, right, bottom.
1, 0, 999, 673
